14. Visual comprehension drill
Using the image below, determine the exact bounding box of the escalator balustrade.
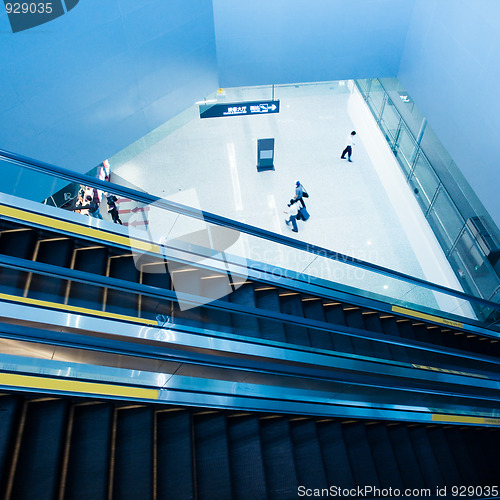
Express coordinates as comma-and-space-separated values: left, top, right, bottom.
1, 216, 500, 380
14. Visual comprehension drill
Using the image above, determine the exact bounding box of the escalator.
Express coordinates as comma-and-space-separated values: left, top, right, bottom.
0, 392, 499, 500
1, 211, 500, 382
1, 152, 500, 499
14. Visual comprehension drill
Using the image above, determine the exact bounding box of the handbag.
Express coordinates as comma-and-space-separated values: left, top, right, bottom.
302, 188, 309, 198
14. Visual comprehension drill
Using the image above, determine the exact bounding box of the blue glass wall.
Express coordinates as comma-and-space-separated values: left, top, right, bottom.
0, 0, 219, 173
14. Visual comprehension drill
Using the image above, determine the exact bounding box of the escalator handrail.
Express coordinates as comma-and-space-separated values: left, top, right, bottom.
1, 147, 499, 314
1, 321, 500, 406
1, 252, 500, 368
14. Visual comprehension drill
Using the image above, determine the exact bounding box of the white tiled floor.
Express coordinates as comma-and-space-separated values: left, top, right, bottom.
110, 81, 469, 317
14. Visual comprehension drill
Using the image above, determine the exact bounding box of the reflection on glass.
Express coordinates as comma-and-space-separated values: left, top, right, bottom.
366, 79, 385, 118
427, 189, 464, 247
1, 158, 64, 204
379, 98, 400, 145
408, 152, 440, 212
396, 126, 416, 175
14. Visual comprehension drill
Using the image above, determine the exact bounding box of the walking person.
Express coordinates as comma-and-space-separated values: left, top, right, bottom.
106, 194, 122, 225
294, 181, 308, 208
87, 195, 103, 219
284, 199, 300, 233
341, 130, 356, 162
75, 194, 102, 218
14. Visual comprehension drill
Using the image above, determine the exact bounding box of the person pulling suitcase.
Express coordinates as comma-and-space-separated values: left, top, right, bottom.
284, 199, 300, 233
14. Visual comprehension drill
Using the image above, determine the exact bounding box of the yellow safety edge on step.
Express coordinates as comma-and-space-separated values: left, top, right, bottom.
412, 364, 489, 379
0, 292, 158, 326
0, 203, 159, 254
0, 372, 159, 400
392, 305, 463, 329
432, 413, 500, 426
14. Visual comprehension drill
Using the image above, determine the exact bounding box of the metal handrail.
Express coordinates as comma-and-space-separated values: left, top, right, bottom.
370, 79, 466, 221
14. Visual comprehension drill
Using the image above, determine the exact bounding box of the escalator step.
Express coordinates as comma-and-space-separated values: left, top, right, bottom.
140, 296, 173, 322
0, 268, 30, 296
0, 229, 37, 259
140, 259, 172, 290
254, 289, 287, 343
260, 418, 298, 500
323, 305, 355, 354
365, 423, 404, 490
317, 421, 355, 489
112, 407, 154, 500
157, 410, 194, 500
227, 415, 267, 500
481, 428, 500, 479
407, 425, 444, 489
443, 427, 480, 486
426, 426, 462, 486
387, 425, 426, 489
411, 324, 433, 344
290, 419, 328, 491
342, 422, 380, 488
202, 300, 233, 334
279, 294, 311, 347
108, 255, 140, 282
0, 396, 20, 494
64, 403, 113, 500
395, 320, 417, 341
36, 239, 73, 267
462, 428, 495, 483
344, 309, 375, 358
229, 285, 261, 339
11, 399, 68, 500
135, 255, 172, 322
302, 301, 334, 351
195, 271, 233, 333
380, 317, 414, 363
175, 269, 233, 333
362, 314, 394, 361
28, 274, 68, 303
380, 316, 401, 337
66, 247, 108, 309
106, 256, 140, 316
194, 412, 232, 500
73, 247, 108, 275
171, 302, 205, 330
29, 239, 73, 301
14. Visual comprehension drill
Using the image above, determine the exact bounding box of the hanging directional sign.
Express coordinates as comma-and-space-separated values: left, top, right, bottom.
200, 100, 280, 119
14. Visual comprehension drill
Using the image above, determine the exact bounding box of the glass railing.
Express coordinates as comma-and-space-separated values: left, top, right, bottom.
1, 143, 500, 333
355, 78, 500, 312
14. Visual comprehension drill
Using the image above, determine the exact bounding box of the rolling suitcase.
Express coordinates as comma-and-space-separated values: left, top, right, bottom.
298, 207, 310, 221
